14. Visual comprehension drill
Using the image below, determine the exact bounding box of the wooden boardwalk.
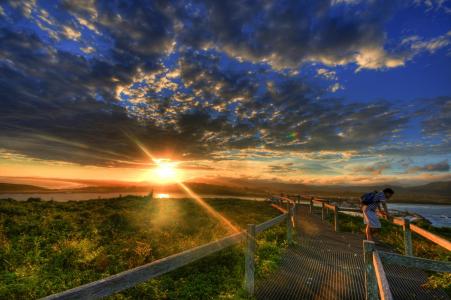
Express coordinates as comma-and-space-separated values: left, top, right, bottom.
255, 205, 449, 300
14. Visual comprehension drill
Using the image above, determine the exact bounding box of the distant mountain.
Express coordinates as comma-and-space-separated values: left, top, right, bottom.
0, 183, 50, 193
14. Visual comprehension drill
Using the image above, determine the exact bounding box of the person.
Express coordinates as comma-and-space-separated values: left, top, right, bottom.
361, 188, 394, 242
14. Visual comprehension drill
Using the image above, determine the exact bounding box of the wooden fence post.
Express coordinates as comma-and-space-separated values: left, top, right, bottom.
403, 218, 413, 256
309, 197, 313, 213
287, 207, 293, 245
363, 240, 378, 300
321, 202, 325, 220
334, 207, 339, 232
245, 224, 256, 296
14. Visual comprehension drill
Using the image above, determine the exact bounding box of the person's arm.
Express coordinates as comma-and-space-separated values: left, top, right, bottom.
377, 203, 384, 216
381, 202, 390, 220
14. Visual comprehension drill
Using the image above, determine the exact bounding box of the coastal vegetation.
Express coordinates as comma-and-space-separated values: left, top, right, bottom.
0, 196, 286, 299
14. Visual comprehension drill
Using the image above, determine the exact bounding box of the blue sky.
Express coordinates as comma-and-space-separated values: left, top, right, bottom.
0, 0, 450, 186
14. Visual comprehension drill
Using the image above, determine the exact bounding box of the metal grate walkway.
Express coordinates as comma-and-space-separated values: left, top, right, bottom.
255, 205, 449, 300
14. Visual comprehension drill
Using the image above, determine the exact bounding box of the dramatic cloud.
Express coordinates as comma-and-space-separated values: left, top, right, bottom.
0, 0, 449, 182
355, 161, 392, 175
408, 160, 450, 173
419, 96, 451, 137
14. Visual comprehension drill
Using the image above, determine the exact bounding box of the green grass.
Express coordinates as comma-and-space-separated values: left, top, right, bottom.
325, 212, 451, 295
0, 196, 287, 299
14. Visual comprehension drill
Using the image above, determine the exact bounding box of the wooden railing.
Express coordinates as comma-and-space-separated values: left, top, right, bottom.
306, 197, 451, 253
363, 240, 451, 300
42, 201, 295, 299
308, 197, 340, 232
391, 217, 451, 254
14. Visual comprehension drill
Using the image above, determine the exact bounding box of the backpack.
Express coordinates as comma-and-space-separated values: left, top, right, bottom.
360, 191, 378, 205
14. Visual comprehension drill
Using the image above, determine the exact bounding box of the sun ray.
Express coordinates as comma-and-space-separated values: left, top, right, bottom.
126, 133, 240, 233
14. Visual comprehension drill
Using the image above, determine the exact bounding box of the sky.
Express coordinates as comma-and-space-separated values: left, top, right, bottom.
0, 0, 450, 187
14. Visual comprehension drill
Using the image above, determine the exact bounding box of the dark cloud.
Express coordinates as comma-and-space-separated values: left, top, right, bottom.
407, 160, 450, 173
0, 1, 449, 168
175, 0, 405, 69
420, 96, 451, 137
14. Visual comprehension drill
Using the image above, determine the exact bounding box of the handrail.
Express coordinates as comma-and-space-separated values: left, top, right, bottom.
256, 213, 287, 233
337, 207, 361, 213
389, 217, 451, 251
409, 223, 451, 251
379, 251, 451, 273
42, 232, 246, 300
372, 250, 393, 300
42, 205, 292, 300
364, 238, 450, 300
324, 203, 336, 211
312, 198, 327, 205
334, 207, 451, 252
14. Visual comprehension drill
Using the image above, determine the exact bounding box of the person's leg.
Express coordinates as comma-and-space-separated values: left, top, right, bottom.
366, 224, 373, 241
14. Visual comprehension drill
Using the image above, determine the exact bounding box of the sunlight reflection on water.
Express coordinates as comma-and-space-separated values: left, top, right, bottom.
155, 193, 170, 199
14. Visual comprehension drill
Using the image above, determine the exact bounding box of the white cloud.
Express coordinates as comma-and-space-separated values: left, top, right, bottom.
355, 47, 405, 71
316, 68, 337, 80
329, 82, 344, 93
62, 26, 81, 40
81, 46, 95, 54
408, 31, 451, 53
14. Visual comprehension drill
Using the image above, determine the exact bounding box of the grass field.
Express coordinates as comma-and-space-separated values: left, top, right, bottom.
325, 212, 451, 295
0, 196, 287, 299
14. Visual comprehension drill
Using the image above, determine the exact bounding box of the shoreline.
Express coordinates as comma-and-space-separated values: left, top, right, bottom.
0, 192, 450, 205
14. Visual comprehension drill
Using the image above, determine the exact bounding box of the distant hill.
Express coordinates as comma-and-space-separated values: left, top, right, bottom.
407, 181, 451, 196
190, 178, 451, 204
0, 180, 449, 204
0, 183, 50, 193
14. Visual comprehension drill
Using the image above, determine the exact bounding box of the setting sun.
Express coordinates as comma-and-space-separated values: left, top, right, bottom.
151, 161, 179, 184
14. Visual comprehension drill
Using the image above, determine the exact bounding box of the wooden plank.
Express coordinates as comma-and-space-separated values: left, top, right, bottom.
42, 232, 245, 300
379, 251, 451, 273
403, 218, 413, 256
287, 206, 293, 245
324, 203, 336, 211
410, 224, 451, 251
291, 206, 296, 228
392, 217, 404, 226
245, 224, 256, 296
337, 207, 362, 213
271, 203, 287, 213
373, 251, 394, 300
363, 240, 379, 300
312, 199, 326, 205
255, 213, 287, 233
279, 196, 295, 204
334, 207, 339, 232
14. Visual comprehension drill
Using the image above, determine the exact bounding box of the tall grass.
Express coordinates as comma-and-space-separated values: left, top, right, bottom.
0, 196, 287, 299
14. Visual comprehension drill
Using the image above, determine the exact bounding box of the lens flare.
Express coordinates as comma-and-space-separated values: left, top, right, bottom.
125, 133, 240, 233
178, 182, 240, 233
